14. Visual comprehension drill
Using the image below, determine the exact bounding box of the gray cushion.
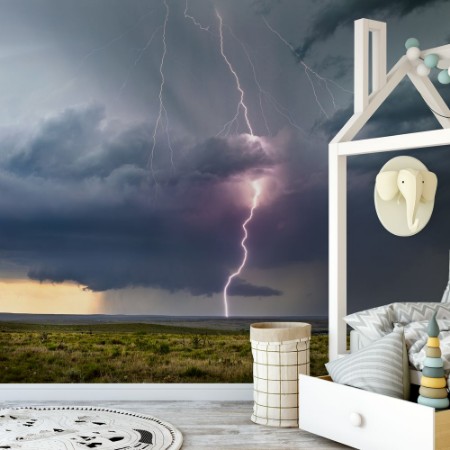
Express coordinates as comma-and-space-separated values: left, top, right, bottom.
325, 330, 410, 400
344, 304, 395, 341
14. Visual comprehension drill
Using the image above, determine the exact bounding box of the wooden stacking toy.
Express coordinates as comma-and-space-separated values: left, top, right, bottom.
418, 313, 449, 409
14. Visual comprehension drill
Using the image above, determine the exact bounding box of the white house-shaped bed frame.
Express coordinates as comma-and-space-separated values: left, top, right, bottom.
329, 19, 450, 361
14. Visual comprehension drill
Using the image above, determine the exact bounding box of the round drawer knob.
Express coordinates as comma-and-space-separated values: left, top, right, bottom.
349, 412, 362, 427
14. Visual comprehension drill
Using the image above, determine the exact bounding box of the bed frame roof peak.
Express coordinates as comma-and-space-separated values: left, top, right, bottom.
328, 18, 450, 362
332, 18, 450, 148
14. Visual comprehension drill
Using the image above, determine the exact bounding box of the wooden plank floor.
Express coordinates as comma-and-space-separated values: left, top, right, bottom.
0, 401, 351, 449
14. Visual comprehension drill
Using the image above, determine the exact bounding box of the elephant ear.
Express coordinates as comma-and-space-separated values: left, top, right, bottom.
421, 170, 438, 202
376, 171, 399, 201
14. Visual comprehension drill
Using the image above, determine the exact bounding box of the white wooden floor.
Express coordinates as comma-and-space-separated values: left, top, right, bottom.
0, 401, 351, 449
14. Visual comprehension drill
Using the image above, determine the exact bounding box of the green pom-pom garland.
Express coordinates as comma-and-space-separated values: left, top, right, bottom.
405, 37, 420, 49
438, 70, 450, 84
405, 38, 450, 85
424, 53, 439, 69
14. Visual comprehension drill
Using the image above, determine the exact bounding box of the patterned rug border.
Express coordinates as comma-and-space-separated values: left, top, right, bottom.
0, 405, 183, 450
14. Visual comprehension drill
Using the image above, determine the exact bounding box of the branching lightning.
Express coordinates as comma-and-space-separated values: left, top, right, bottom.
262, 16, 351, 117
225, 25, 271, 136
115, 25, 162, 103
183, 9, 262, 316
181, 5, 309, 137
215, 10, 254, 137
263, 90, 306, 134
148, 0, 175, 182
184, 0, 210, 32
223, 180, 261, 317
226, 24, 306, 136
135, 26, 163, 68
179, 6, 347, 315
26, 2, 351, 317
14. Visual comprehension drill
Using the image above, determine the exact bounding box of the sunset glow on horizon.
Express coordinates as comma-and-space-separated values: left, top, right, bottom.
0, 279, 103, 314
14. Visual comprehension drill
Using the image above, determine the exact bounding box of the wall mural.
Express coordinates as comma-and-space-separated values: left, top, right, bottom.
1, 0, 450, 382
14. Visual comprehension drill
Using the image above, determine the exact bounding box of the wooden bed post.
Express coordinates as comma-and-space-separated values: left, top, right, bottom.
328, 144, 347, 361
329, 18, 387, 360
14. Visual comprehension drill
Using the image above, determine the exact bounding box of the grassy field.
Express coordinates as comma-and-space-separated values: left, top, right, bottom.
0, 322, 328, 383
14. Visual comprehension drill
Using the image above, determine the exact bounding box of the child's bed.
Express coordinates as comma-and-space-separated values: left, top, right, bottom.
327, 18, 450, 368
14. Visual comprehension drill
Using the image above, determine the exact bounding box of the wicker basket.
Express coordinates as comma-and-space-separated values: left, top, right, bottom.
250, 322, 311, 427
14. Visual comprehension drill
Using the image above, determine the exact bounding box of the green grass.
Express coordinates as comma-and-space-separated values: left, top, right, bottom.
0, 323, 329, 383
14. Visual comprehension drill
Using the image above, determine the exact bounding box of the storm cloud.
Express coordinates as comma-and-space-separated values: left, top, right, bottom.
0, 103, 289, 297
297, 0, 446, 58
228, 278, 282, 296
2, 0, 450, 316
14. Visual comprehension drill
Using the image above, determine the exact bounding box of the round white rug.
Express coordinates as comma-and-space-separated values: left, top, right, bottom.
0, 406, 183, 450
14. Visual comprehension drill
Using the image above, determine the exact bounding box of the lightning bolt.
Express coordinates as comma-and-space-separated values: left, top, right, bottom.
183, 5, 310, 138
262, 16, 351, 118
223, 180, 261, 318
148, 0, 174, 183
23, 3, 349, 318
263, 90, 306, 134
215, 10, 254, 137
183, 8, 263, 317
225, 25, 271, 136
226, 24, 306, 136
184, 0, 210, 32
115, 25, 162, 103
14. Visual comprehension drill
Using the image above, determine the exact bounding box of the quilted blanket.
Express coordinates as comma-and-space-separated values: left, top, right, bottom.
345, 302, 450, 372
402, 320, 450, 371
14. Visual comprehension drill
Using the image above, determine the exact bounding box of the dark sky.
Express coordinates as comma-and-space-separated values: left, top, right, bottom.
1, 0, 450, 316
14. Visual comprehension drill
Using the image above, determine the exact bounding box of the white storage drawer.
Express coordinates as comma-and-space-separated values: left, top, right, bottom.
299, 375, 450, 450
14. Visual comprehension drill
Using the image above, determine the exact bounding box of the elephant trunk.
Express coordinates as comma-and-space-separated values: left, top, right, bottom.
404, 173, 422, 232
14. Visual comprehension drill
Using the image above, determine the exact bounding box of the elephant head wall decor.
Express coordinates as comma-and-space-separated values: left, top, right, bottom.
374, 156, 438, 237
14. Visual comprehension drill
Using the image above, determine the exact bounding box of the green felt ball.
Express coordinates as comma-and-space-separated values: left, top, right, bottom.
405, 37, 420, 49
438, 70, 450, 84
424, 53, 439, 69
